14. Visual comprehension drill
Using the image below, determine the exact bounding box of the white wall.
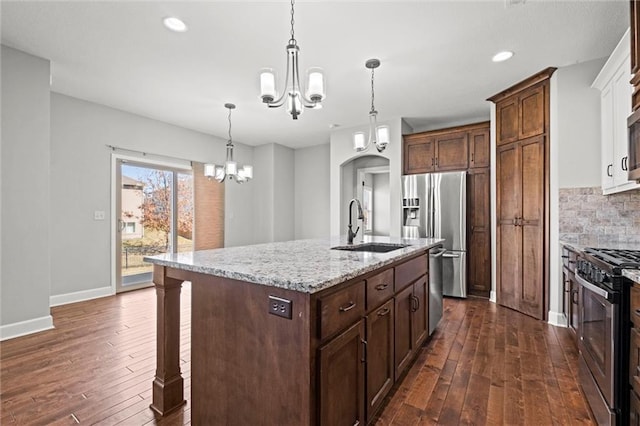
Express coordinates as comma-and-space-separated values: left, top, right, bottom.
50, 93, 254, 297
330, 118, 404, 237
252, 143, 295, 243
548, 58, 606, 325
1, 46, 53, 339
373, 173, 390, 236
294, 144, 330, 239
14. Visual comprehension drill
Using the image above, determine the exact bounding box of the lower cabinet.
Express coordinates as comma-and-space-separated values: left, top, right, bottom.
318, 320, 366, 426
316, 252, 430, 425
561, 246, 578, 343
365, 299, 395, 419
394, 276, 429, 379
632, 389, 640, 426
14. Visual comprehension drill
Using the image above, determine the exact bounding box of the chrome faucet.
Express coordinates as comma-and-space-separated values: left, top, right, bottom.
347, 198, 364, 244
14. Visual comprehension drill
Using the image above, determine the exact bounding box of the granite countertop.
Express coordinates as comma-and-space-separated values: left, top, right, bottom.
144, 236, 444, 294
624, 269, 640, 284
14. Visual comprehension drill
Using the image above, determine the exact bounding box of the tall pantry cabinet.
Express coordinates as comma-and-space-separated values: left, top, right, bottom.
488, 68, 555, 320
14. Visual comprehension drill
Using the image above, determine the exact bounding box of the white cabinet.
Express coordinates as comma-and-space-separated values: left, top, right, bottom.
593, 29, 640, 194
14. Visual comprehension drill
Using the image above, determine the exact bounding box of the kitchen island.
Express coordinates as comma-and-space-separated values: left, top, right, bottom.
144, 236, 443, 425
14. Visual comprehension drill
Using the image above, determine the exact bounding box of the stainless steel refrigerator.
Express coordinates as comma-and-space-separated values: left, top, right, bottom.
402, 171, 467, 298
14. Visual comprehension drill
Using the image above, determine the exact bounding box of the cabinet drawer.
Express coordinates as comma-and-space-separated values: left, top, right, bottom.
318, 281, 365, 341
366, 268, 394, 310
632, 286, 640, 328
561, 246, 577, 270
395, 254, 427, 292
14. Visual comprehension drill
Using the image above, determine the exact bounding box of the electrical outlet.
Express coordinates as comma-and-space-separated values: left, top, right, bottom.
268, 295, 292, 319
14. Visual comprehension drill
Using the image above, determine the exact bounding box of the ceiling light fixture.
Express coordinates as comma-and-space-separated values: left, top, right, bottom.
353, 59, 389, 153
204, 103, 253, 184
163, 17, 187, 33
259, 0, 325, 119
492, 50, 514, 62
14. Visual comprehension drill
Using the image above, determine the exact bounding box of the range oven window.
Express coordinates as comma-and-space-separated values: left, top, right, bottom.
582, 289, 608, 375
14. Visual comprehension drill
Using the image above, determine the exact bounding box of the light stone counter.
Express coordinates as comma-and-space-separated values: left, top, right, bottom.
624, 269, 640, 284
144, 236, 444, 294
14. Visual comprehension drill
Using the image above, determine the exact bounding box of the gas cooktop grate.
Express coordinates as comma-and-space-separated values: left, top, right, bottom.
584, 247, 640, 269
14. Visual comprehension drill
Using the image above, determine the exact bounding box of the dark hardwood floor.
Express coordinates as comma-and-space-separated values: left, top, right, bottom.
1, 285, 593, 425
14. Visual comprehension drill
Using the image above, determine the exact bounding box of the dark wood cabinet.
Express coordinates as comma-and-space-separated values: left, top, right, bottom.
490, 69, 553, 321
365, 299, 394, 420
404, 135, 435, 174
319, 320, 366, 426
403, 122, 489, 175
394, 276, 428, 379
631, 389, 640, 426
467, 168, 491, 297
632, 283, 640, 426
496, 136, 546, 319
496, 84, 546, 146
433, 131, 468, 171
469, 128, 490, 168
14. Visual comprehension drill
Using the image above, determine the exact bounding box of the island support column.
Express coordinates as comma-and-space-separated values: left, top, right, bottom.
150, 265, 186, 416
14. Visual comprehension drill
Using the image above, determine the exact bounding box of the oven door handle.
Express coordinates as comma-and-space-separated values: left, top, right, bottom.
575, 273, 611, 300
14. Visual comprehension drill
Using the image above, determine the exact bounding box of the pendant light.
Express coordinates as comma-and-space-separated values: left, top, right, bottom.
353, 59, 389, 153
204, 103, 253, 184
259, 0, 325, 119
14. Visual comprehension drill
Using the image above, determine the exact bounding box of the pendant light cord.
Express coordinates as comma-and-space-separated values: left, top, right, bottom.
370, 66, 376, 114
289, 0, 296, 45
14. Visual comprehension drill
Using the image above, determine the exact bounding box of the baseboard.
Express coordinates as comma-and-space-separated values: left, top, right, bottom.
548, 310, 568, 327
489, 290, 497, 303
0, 315, 54, 341
50, 286, 114, 307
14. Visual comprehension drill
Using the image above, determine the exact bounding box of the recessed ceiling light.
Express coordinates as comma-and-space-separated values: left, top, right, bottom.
163, 17, 187, 33
492, 51, 514, 62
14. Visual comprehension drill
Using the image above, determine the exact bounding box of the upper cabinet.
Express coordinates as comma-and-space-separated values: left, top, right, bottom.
629, 1, 640, 180
496, 85, 545, 146
593, 29, 640, 194
403, 122, 489, 175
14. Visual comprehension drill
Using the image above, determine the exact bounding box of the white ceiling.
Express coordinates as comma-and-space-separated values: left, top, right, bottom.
0, 1, 628, 149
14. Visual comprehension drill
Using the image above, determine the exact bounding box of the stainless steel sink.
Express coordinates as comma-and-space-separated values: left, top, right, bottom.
331, 242, 409, 253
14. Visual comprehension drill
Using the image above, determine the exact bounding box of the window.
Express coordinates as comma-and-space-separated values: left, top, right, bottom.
124, 222, 136, 234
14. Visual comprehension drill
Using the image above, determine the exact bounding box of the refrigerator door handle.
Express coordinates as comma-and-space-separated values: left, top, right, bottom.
443, 252, 461, 258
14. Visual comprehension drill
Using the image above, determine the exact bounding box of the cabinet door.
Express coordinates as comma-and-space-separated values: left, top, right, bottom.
318, 320, 365, 426
434, 131, 468, 171
496, 143, 522, 313
519, 137, 545, 320
394, 285, 414, 379
519, 85, 545, 139
467, 168, 491, 297
404, 135, 435, 174
601, 84, 615, 190
412, 276, 429, 348
570, 273, 579, 340
562, 267, 572, 332
366, 299, 394, 421
613, 57, 633, 187
496, 96, 519, 145
631, 389, 640, 426
631, 327, 640, 396
469, 128, 490, 168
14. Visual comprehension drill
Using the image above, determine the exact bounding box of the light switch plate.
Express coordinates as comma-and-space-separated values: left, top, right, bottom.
94, 210, 105, 220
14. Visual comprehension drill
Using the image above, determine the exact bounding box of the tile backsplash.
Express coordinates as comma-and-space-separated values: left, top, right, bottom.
559, 187, 640, 246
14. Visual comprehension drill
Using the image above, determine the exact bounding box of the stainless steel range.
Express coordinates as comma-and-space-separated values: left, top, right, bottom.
576, 247, 640, 425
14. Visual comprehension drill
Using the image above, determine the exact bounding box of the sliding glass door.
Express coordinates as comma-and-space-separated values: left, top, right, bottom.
115, 159, 193, 292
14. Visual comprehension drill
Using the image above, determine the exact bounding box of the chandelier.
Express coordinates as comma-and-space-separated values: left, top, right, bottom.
259, 0, 325, 119
353, 59, 389, 153
204, 103, 253, 183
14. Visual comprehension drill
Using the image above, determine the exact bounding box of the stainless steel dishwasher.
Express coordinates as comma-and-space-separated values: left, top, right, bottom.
429, 245, 446, 335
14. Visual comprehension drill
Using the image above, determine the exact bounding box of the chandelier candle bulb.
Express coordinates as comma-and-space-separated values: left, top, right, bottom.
377, 125, 390, 147
260, 70, 276, 102
242, 165, 253, 180
225, 161, 238, 176
353, 132, 367, 151
204, 163, 215, 178
306, 68, 325, 101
